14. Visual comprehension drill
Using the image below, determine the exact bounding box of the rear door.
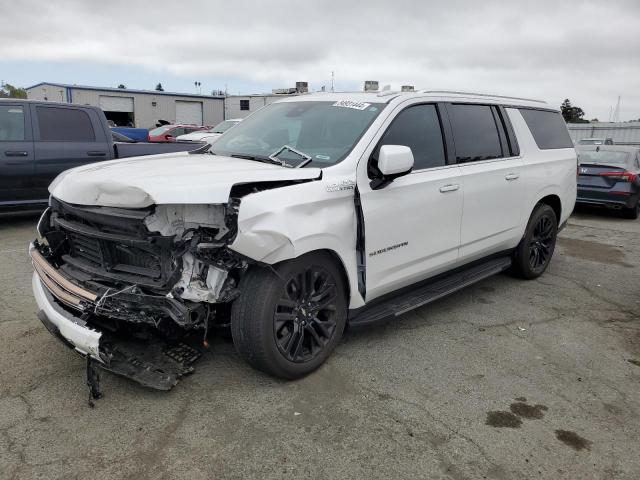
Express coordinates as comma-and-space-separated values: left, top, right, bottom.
358, 102, 463, 301
445, 103, 524, 262
32, 105, 111, 200
0, 103, 35, 205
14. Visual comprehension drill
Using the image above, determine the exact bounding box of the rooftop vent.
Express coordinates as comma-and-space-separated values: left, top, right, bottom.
364, 80, 379, 92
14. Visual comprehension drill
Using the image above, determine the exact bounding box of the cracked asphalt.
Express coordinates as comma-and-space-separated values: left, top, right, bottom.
1, 207, 639, 480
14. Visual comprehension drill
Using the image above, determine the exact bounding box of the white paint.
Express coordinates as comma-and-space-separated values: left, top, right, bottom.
44, 91, 576, 311
49, 153, 321, 208
32, 273, 103, 360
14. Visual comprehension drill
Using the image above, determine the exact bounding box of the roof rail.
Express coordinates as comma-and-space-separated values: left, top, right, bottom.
419, 90, 546, 104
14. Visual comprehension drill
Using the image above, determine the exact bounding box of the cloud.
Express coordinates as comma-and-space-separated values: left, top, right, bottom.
2, 0, 639, 119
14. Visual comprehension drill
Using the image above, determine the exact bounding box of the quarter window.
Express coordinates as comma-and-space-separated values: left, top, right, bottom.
240, 99, 250, 111
377, 104, 446, 170
519, 109, 573, 150
448, 104, 503, 162
0, 105, 25, 141
36, 107, 95, 142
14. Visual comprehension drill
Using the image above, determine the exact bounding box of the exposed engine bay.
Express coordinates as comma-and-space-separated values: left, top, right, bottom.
33, 196, 249, 394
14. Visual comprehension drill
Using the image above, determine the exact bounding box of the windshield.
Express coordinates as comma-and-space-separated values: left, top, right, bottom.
149, 126, 172, 136
208, 120, 239, 134
579, 150, 630, 166
210, 101, 384, 166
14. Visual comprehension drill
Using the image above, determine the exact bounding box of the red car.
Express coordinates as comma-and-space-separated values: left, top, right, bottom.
147, 124, 207, 142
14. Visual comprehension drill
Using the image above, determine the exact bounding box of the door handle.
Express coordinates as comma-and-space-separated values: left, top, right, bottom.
5, 151, 28, 157
87, 151, 107, 157
505, 173, 520, 181
439, 184, 460, 193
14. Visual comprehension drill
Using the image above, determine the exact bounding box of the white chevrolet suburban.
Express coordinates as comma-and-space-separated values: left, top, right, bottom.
30, 90, 577, 394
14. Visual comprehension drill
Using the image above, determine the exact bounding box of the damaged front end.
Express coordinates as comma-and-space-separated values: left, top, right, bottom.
31, 196, 247, 393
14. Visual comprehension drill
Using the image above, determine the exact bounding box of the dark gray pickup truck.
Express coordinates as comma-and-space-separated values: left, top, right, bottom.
0, 99, 201, 212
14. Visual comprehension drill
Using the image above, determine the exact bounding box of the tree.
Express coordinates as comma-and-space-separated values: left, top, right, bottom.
0, 83, 27, 99
155, 83, 164, 92
117, 84, 127, 89
560, 99, 588, 123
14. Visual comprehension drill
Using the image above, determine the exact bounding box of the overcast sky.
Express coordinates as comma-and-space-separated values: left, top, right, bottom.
1, 0, 639, 120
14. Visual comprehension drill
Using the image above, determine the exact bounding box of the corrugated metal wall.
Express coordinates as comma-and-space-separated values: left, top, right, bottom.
568, 122, 640, 146
27, 86, 224, 129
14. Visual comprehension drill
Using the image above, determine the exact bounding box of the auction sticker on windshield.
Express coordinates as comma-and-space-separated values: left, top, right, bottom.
333, 100, 371, 110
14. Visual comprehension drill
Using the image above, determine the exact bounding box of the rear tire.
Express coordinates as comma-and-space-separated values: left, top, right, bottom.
231, 252, 347, 380
511, 203, 558, 280
623, 201, 639, 220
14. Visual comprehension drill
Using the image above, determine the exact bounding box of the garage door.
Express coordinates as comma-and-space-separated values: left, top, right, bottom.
176, 101, 203, 125
99, 96, 134, 112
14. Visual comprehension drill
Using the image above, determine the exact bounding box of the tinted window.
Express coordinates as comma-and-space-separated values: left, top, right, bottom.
378, 104, 446, 170
36, 107, 95, 142
449, 104, 502, 162
519, 109, 573, 150
0, 105, 25, 141
240, 99, 250, 111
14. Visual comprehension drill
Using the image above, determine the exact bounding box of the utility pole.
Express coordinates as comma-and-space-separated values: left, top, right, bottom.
331, 71, 335, 93
612, 96, 621, 123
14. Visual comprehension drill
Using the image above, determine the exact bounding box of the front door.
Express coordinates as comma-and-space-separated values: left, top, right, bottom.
358, 103, 463, 301
0, 103, 35, 205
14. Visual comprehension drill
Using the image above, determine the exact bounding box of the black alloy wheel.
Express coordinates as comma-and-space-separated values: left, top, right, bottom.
528, 214, 555, 271
231, 251, 347, 379
511, 203, 558, 280
274, 267, 339, 363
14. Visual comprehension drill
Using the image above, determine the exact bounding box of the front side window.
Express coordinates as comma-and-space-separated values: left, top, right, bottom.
211, 101, 384, 167
449, 104, 502, 162
36, 107, 95, 142
0, 105, 25, 141
376, 104, 446, 170
520, 109, 573, 150
240, 99, 250, 111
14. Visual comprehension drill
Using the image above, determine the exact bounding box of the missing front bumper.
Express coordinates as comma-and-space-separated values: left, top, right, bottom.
32, 272, 202, 392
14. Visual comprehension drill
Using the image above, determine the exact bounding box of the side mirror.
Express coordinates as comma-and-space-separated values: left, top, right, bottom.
164, 134, 174, 141
371, 145, 414, 189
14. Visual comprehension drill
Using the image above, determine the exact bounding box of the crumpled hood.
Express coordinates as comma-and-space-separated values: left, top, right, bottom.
49, 152, 321, 208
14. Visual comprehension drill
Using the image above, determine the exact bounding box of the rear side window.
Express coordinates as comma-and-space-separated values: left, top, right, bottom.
378, 104, 446, 170
0, 105, 25, 141
519, 109, 573, 150
36, 106, 95, 142
448, 104, 503, 162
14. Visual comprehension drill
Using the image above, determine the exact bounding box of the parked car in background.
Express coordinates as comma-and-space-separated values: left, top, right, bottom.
577, 145, 640, 218
0, 99, 203, 212
111, 127, 150, 142
30, 90, 576, 392
148, 124, 207, 142
176, 118, 242, 142
578, 137, 614, 145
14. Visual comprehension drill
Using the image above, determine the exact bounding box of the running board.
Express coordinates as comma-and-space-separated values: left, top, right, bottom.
349, 256, 512, 327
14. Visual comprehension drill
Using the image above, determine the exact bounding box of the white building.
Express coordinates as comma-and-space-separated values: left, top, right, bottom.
568, 122, 640, 146
26, 82, 225, 129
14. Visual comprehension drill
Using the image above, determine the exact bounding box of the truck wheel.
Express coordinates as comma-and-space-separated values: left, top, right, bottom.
623, 201, 639, 220
511, 203, 558, 280
231, 252, 347, 379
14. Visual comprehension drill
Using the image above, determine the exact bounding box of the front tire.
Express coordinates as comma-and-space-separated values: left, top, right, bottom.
511, 203, 558, 279
231, 252, 347, 379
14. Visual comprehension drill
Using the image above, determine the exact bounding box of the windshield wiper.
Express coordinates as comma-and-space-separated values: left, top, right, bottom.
269, 145, 313, 168
230, 153, 284, 166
